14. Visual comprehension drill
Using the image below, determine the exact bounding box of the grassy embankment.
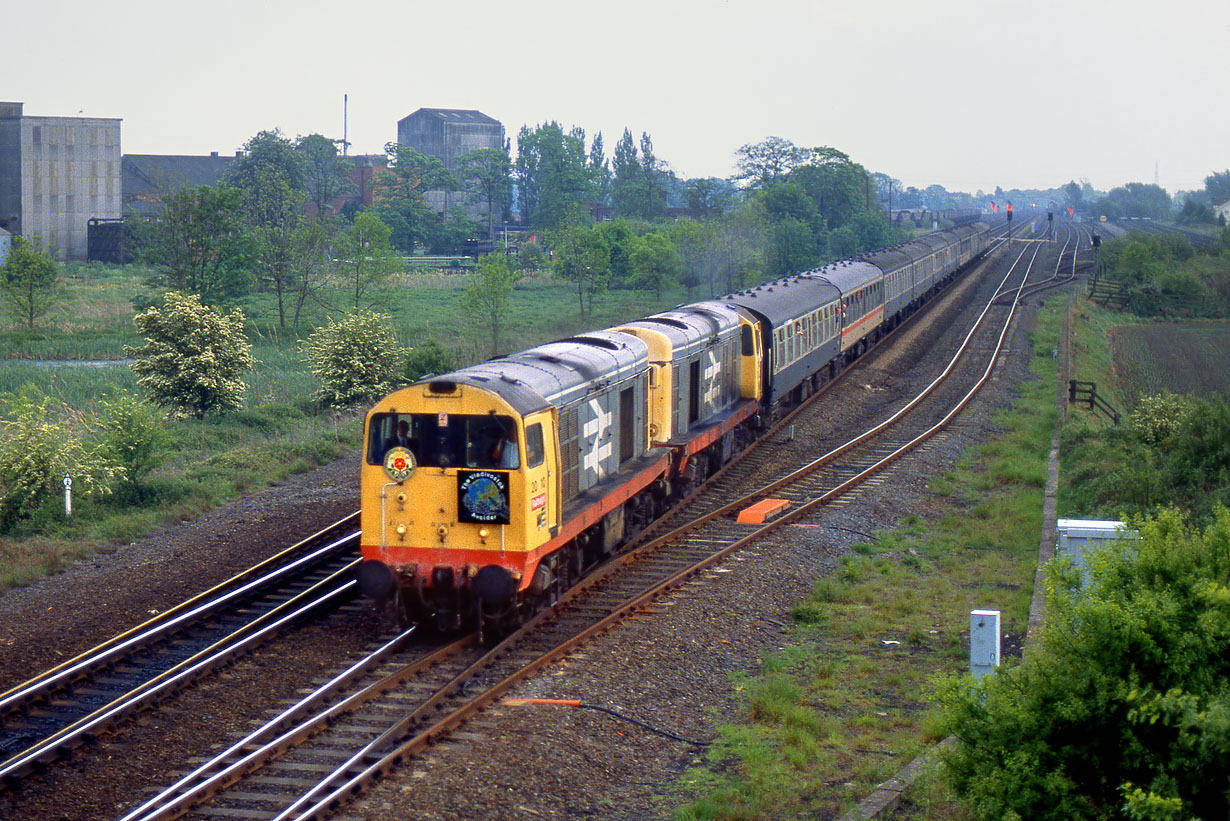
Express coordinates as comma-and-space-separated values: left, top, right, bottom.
0, 261, 689, 588
673, 292, 1230, 819
671, 294, 1069, 820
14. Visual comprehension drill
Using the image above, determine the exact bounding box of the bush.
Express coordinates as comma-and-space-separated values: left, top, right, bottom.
98, 391, 170, 500
405, 338, 453, 381
937, 509, 1230, 819
126, 291, 254, 418
0, 385, 123, 532
301, 310, 405, 408
1131, 392, 1194, 446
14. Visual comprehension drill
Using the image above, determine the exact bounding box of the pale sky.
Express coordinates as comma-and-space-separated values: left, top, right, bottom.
6, 0, 1228, 196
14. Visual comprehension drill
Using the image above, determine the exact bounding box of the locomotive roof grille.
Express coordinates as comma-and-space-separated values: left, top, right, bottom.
641, 317, 690, 330
557, 335, 623, 351
428, 380, 457, 394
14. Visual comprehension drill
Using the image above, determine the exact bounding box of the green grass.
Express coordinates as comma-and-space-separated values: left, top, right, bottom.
672, 295, 1068, 819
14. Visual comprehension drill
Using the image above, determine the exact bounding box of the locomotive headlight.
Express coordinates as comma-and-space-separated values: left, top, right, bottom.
396, 492, 407, 506
395, 523, 407, 537
479, 527, 490, 538
436, 524, 448, 542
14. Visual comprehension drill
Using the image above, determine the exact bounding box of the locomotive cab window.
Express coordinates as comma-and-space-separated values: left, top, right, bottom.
367, 412, 521, 470
525, 423, 545, 468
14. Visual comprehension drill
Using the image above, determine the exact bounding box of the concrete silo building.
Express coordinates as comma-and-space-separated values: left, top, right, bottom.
0, 102, 122, 261
396, 108, 504, 235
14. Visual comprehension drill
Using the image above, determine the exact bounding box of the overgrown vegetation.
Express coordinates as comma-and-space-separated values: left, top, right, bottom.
1094, 229, 1230, 317
936, 509, 1230, 820
1063, 392, 1230, 527
1, 237, 61, 329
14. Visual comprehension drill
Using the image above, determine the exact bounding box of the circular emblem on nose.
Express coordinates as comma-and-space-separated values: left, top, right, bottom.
384, 447, 416, 482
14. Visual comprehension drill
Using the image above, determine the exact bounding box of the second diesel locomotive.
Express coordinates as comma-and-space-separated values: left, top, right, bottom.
356, 220, 993, 633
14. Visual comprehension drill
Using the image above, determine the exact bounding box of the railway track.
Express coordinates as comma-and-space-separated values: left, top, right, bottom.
993, 221, 1092, 304
0, 515, 361, 790
120, 220, 1084, 820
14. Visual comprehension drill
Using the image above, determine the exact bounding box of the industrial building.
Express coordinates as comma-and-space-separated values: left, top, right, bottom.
396, 108, 504, 231
0, 102, 122, 261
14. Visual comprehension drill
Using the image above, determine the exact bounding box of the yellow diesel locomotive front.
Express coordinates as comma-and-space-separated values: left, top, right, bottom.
357, 377, 558, 631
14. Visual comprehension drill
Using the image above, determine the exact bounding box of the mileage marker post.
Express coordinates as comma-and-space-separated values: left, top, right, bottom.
63, 473, 72, 517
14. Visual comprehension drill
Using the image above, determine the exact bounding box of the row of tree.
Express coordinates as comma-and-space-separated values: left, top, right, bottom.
1050, 171, 1230, 225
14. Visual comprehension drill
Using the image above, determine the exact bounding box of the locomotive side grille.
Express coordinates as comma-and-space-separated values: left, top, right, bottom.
561, 407, 579, 500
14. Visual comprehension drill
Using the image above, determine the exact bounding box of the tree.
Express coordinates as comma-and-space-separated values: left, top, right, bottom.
769, 217, 819, 277
1176, 194, 1214, 225
458, 146, 512, 239
98, 390, 170, 502
132, 184, 253, 304
686, 178, 736, 213
1, 237, 60, 329
225, 129, 306, 196
1096, 183, 1172, 220
301, 310, 405, 407
849, 211, 893, 252
1204, 170, 1230, 205
126, 292, 254, 418
424, 205, 481, 256
461, 251, 520, 356
405, 338, 453, 381
789, 149, 867, 232
374, 142, 457, 253
515, 122, 594, 228
248, 171, 305, 329
588, 132, 611, 207
712, 203, 766, 294
734, 137, 810, 190
551, 205, 611, 317
828, 225, 859, 258
288, 217, 336, 329
296, 134, 354, 217
336, 212, 399, 308
628, 232, 681, 300
611, 128, 641, 217
595, 219, 637, 287
938, 509, 1230, 820
669, 218, 711, 297
639, 132, 668, 220
0, 386, 121, 532
1064, 179, 1085, 211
